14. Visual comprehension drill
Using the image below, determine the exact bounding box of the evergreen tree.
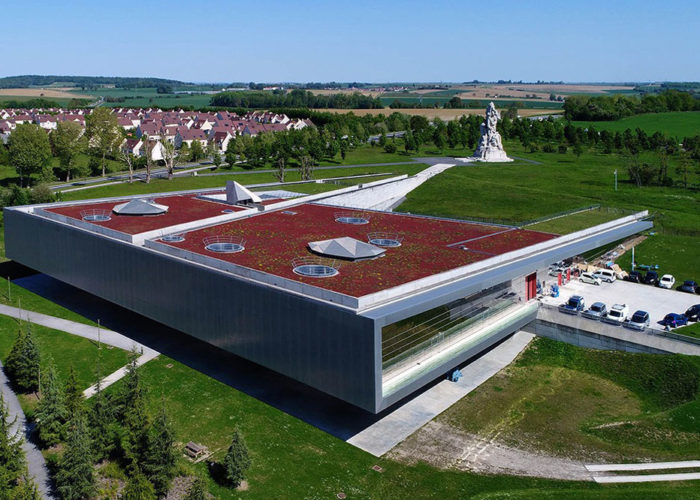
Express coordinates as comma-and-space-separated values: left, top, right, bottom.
143, 403, 176, 497
55, 412, 95, 500
0, 393, 25, 490
5, 324, 40, 392
89, 357, 116, 461
63, 365, 83, 417
121, 350, 149, 468
223, 429, 250, 488
183, 475, 208, 500
34, 361, 67, 446
9, 475, 41, 499
122, 470, 156, 500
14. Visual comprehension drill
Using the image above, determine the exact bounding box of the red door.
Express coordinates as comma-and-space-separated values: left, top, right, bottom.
526, 272, 537, 300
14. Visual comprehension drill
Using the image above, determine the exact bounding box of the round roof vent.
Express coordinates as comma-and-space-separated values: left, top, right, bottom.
161, 234, 185, 243
203, 235, 245, 253
292, 257, 340, 278
81, 209, 111, 222
368, 232, 403, 248
334, 211, 370, 225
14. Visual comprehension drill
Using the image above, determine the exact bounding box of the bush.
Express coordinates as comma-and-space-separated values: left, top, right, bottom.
542, 144, 555, 153
30, 183, 56, 204
384, 143, 397, 154
557, 145, 568, 154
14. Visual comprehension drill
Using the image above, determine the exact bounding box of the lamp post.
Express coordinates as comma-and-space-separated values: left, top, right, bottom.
614, 169, 618, 191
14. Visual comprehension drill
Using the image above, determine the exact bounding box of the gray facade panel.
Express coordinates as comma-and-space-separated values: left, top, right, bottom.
5, 209, 378, 412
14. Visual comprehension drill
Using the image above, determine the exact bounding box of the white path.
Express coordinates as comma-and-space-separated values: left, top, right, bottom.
586, 460, 700, 472
592, 472, 700, 483
82, 350, 159, 398
346, 331, 534, 457
0, 361, 54, 498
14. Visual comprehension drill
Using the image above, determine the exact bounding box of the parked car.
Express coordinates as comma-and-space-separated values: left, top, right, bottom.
660, 313, 689, 328
603, 303, 629, 325
593, 269, 616, 283
560, 295, 585, 315
658, 274, 676, 289
685, 304, 700, 322
643, 271, 660, 286
548, 266, 568, 277
678, 280, 699, 294
580, 272, 602, 286
582, 302, 607, 320
624, 270, 643, 283
626, 310, 650, 330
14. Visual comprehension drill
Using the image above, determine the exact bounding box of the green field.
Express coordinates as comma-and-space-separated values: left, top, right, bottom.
572, 111, 700, 139
379, 95, 564, 109
70, 87, 214, 108
436, 337, 700, 462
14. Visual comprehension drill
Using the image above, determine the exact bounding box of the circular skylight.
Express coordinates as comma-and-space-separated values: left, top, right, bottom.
292, 257, 340, 278
161, 234, 185, 243
334, 212, 370, 225
222, 209, 235, 214
368, 232, 403, 248
203, 236, 245, 253
81, 209, 111, 222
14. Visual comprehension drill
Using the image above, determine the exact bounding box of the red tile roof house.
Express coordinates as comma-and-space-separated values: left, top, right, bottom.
209, 130, 233, 152
175, 128, 208, 148
0, 121, 13, 144
136, 121, 162, 138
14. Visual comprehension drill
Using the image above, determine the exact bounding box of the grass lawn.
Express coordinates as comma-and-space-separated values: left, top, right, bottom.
676, 322, 700, 340
99, 353, 699, 499
437, 337, 700, 463
527, 207, 630, 234
572, 111, 700, 139
0, 315, 130, 415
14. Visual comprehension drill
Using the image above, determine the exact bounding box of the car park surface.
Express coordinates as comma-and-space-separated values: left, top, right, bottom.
543, 279, 699, 331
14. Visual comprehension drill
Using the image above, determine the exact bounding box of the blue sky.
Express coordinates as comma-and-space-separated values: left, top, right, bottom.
3, 0, 699, 83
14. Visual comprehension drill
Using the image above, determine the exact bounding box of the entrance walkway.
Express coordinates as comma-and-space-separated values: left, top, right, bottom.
346, 331, 534, 456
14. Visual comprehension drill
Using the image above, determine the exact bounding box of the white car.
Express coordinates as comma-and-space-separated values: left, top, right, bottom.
603, 303, 629, 324
580, 272, 602, 286
593, 269, 616, 283
659, 274, 675, 289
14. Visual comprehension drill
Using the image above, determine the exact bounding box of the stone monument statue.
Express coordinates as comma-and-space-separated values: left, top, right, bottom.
472, 102, 512, 162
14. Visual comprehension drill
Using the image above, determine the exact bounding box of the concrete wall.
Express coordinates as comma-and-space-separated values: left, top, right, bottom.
4, 209, 379, 412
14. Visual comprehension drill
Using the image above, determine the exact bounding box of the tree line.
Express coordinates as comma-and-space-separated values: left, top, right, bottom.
0, 75, 188, 90
563, 89, 700, 121
2, 321, 251, 499
210, 89, 383, 109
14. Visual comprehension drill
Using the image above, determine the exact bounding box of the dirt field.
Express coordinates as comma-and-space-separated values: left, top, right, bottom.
317, 108, 562, 119
455, 84, 635, 100
307, 88, 384, 97
0, 88, 91, 99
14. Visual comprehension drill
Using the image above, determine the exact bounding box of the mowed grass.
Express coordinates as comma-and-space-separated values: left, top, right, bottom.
438, 337, 700, 462
527, 207, 629, 234
101, 353, 699, 499
572, 111, 700, 139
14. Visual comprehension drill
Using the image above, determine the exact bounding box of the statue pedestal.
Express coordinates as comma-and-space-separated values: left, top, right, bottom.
472, 146, 513, 162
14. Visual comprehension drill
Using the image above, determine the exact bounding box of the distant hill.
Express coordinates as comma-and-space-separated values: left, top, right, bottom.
0, 75, 191, 89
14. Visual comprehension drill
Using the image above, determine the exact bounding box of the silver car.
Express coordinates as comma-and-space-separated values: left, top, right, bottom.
583, 302, 607, 320
626, 310, 650, 330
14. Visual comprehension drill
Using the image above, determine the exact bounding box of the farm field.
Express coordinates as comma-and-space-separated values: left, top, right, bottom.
68, 86, 215, 108
317, 107, 562, 119
0, 87, 92, 99
572, 111, 700, 139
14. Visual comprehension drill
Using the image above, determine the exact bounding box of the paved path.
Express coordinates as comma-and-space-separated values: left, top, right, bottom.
0, 304, 158, 356
0, 362, 54, 498
82, 350, 159, 398
346, 331, 534, 456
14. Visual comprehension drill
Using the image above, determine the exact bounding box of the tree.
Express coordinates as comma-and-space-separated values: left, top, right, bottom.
223, 429, 250, 488
142, 138, 155, 184
378, 132, 387, 148
572, 143, 584, 159
51, 121, 85, 182
183, 474, 208, 500
4, 324, 40, 392
213, 151, 222, 168
298, 155, 313, 181
0, 392, 25, 489
63, 365, 83, 417
118, 146, 137, 184
34, 361, 67, 446
676, 150, 691, 189
122, 471, 156, 500
8, 123, 52, 187
120, 350, 149, 468
89, 356, 116, 461
86, 107, 120, 177
55, 413, 95, 500
339, 139, 348, 160
9, 476, 41, 499
189, 140, 205, 162
143, 403, 176, 497
161, 137, 179, 180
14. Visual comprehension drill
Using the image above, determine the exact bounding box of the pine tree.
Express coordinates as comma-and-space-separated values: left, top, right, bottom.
11, 475, 41, 499
0, 393, 25, 489
4, 324, 40, 392
121, 350, 149, 468
143, 403, 176, 497
89, 356, 116, 461
223, 429, 250, 488
183, 475, 208, 500
34, 361, 67, 446
63, 366, 83, 417
121, 470, 156, 500
55, 412, 94, 500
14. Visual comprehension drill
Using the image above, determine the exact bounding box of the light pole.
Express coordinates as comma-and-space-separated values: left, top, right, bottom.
614, 169, 618, 191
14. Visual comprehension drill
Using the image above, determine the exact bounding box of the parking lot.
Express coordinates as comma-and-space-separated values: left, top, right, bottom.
541, 278, 699, 331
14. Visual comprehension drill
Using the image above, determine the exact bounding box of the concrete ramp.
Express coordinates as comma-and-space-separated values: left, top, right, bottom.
321, 163, 455, 211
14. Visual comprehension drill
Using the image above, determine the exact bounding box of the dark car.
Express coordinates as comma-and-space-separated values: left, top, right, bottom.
661, 313, 689, 328
679, 280, 699, 294
643, 271, 660, 286
559, 295, 585, 315
685, 304, 700, 322
624, 271, 643, 283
